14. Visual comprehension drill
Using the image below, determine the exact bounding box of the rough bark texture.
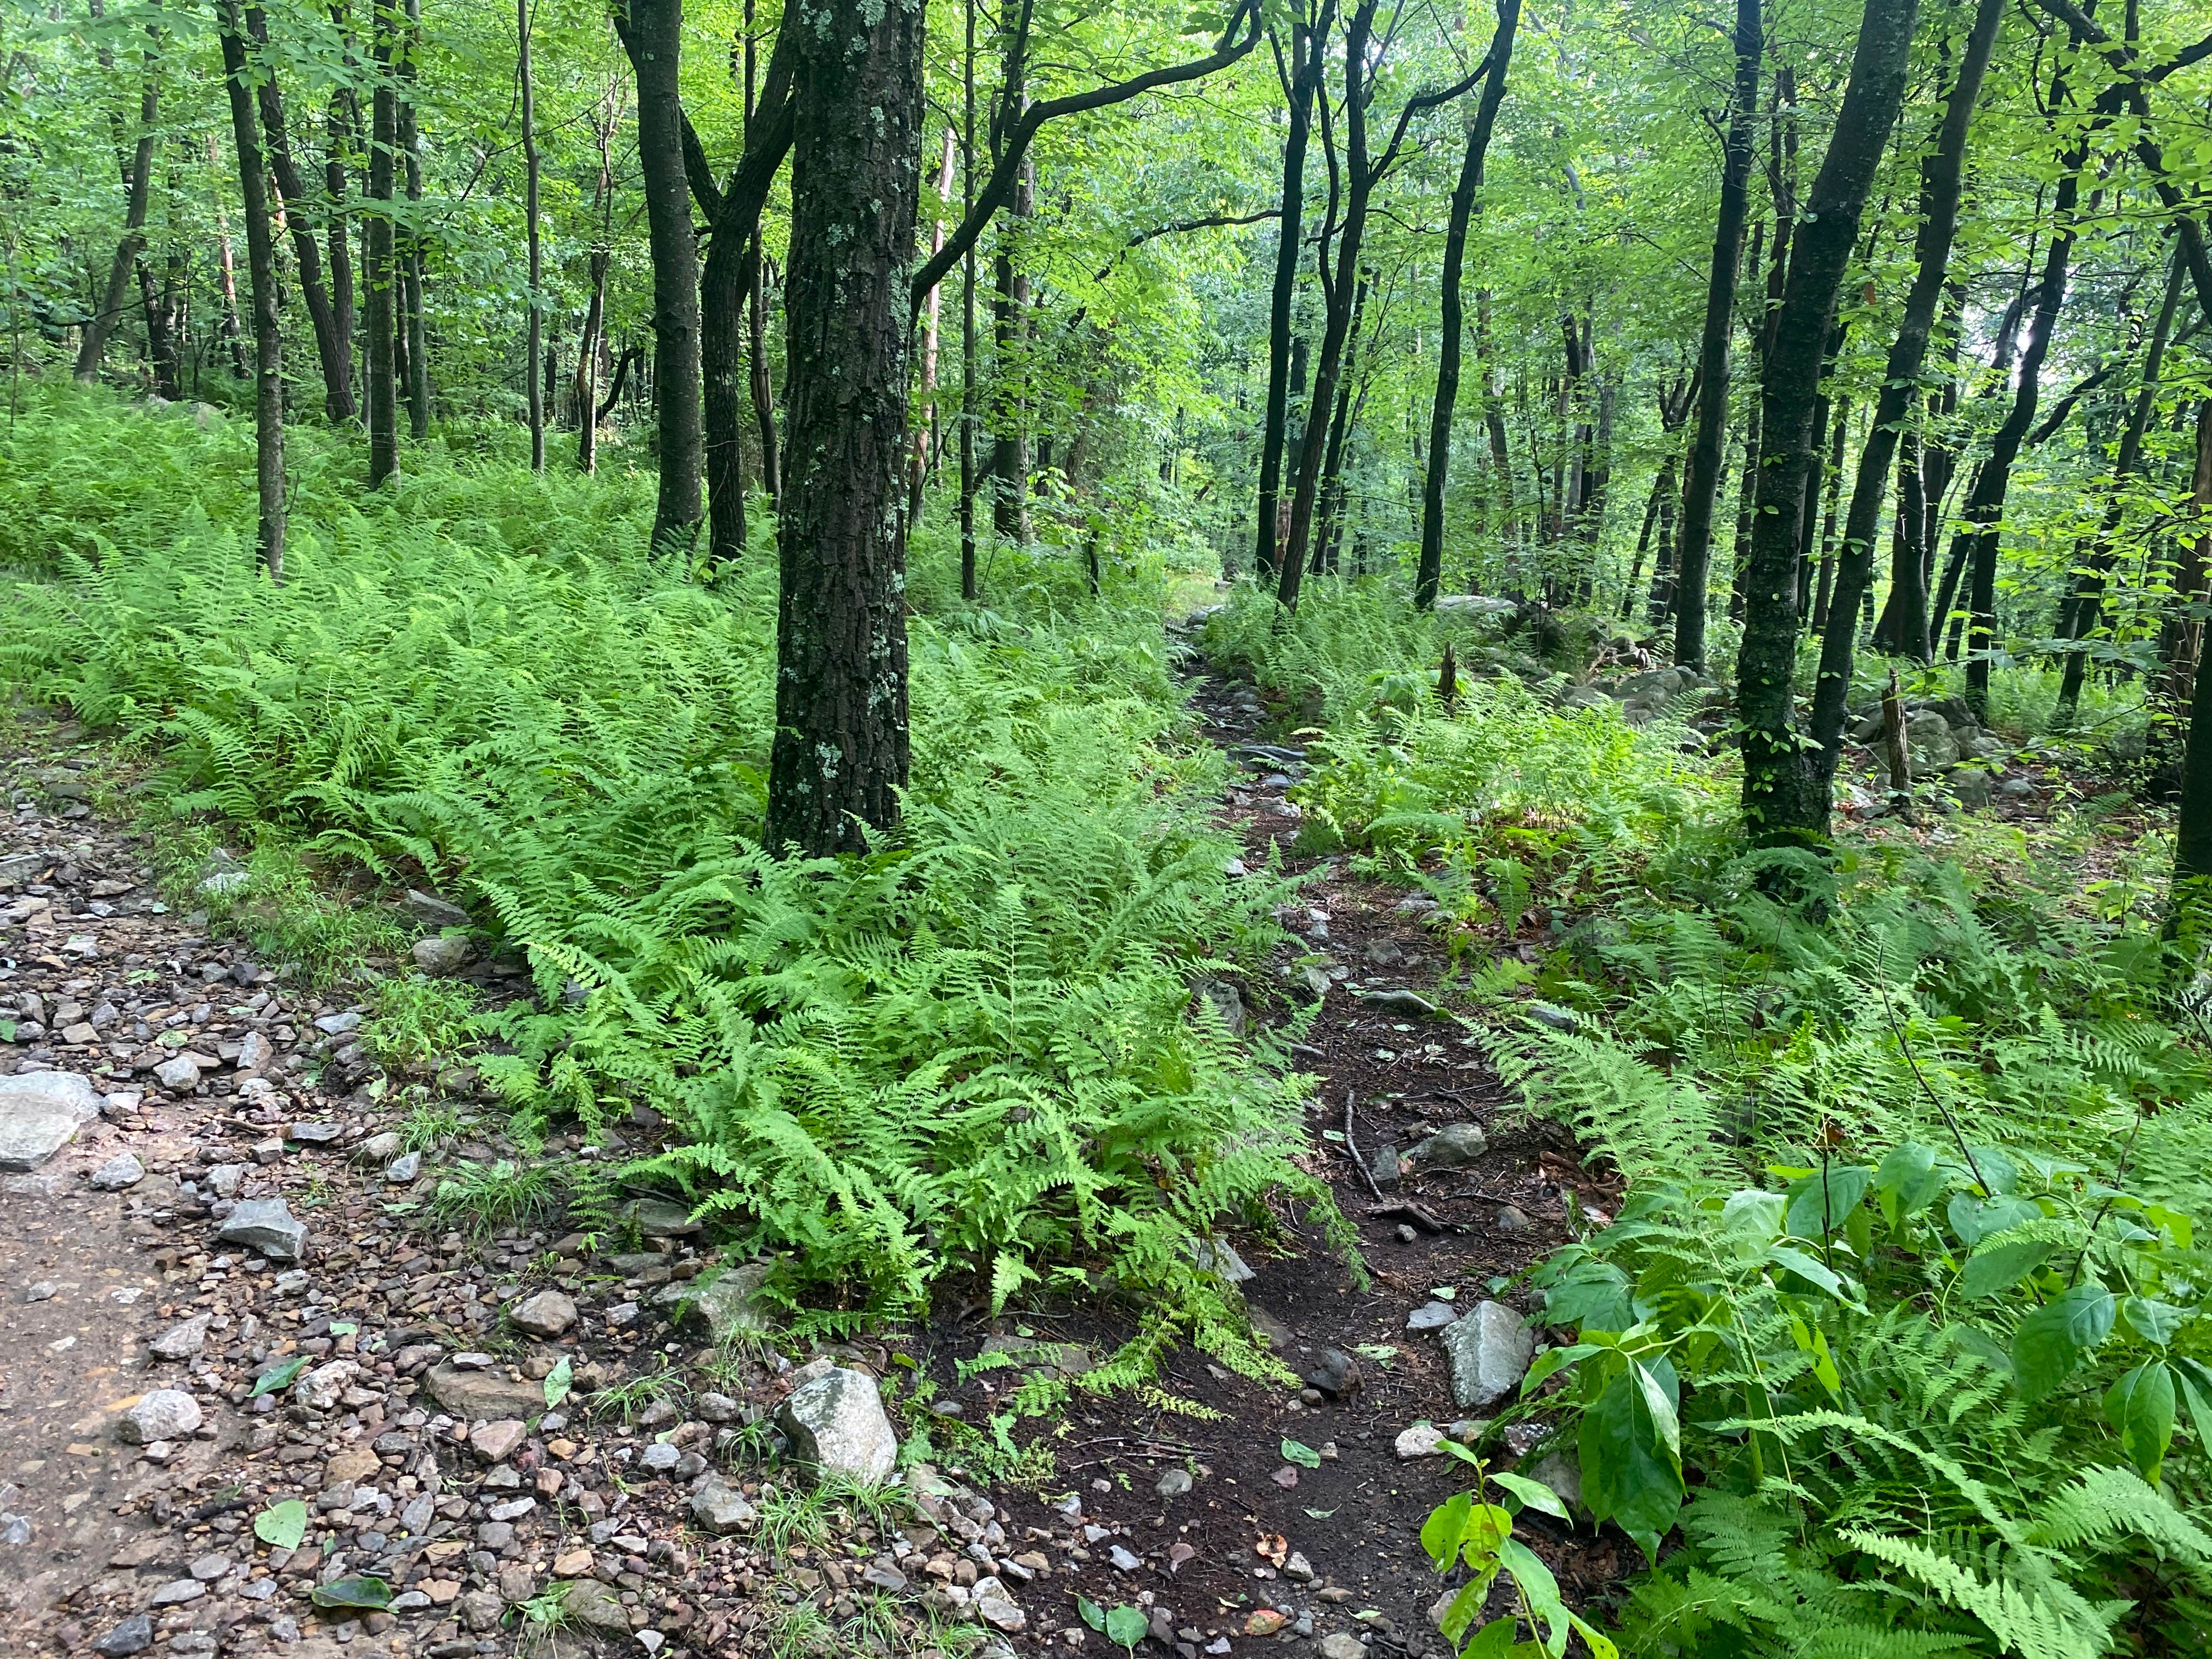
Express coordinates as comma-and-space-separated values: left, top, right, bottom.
1736, 0, 1918, 846
519, 0, 541, 468
76, 43, 159, 384
216, 0, 285, 580
1807, 0, 2001, 777
1415, 0, 1520, 610
621, 0, 704, 557
763, 0, 925, 856
365, 0, 399, 485
1255, 8, 1329, 580
399, 0, 428, 438
1671, 0, 1762, 670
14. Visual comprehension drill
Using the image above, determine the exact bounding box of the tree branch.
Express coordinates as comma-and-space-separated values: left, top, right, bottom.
909, 0, 1262, 316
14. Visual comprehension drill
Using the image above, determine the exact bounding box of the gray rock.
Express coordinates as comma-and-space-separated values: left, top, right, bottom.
411, 934, 475, 975
1407, 1122, 1487, 1170
357, 1132, 402, 1165
775, 1367, 899, 1484
678, 1260, 774, 1342
89, 1151, 145, 1190
1108, 1544, 1143, 1571
1368, 1144, 1402, 1187
149, 1313, 212, 1360
1189, 977, 1246, 1037
1156, 1468, 1193, 1498
1395, 1423, 1447, 1460
1406, 1300, 1458, 1333
216, 1197, 306, 1261
0, 851, 47, 885
1526, 1000, 1578, 1032
1318, 1634, 1366, 1659
384, 1151, 421, 1183
311, 1011, 360, 1037
422, 1364, 548, 1423
1905, 709, 1959, 769
506, 1289, 577, 1338
119, 1390, 202, 1444
93, 1615, 153, 1656
293, 1359, 357, 1412
560, 1578, 631, 1635
1189, 1237, 1253, 1283
1495, 1204, 1532, 1233
689, 1476, 758, 1533
0, 1513, 29, 1545
1441, 1301, 1534, 1410
1529, 1451, 1583, 1515
0, 1070, 101, 1170
639, 1442, 680, 1472
147, 1579, 204, 1607
153, 1055, 203, 1092
288, 1120, 343, 1144
617, 1197, 699, 1237
1301, 1347, 1361, 1399
404, 889, 472, 929
1951, 769, 1992, 810
234, 1031, 273, 1074
1999, 776, 2037, 799
205, 1163, 245, 1199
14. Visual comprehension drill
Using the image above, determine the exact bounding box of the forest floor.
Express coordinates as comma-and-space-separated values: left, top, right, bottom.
0, 663, 1626, 1659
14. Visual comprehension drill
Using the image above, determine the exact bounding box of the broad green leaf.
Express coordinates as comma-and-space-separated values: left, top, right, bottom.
1456, 1616, 1523, 1657
1103, 1605, 1149, 1650
1521, 1343, 1600, 1394
1948, 1192, 2039, 1249
1077, 1595, 1108, 1635
1767, 1244, 1848, 1300
1956, 1238, 2055, 1300
2172, 1358, 2212, 1455
1967, 1145, 2018, 1195
310, 1576, 392, 1611
1541, 1261, 1633, 1332
2012, 1283, 2116, 1401
253, 1499, 308, 1549
1874, 1142, 1944, 1225
1281, 1437, 1322, 1469
1421, 1491, 1473, 1571
1790, 1317, 1842, 1395
1633, 1360, 1682, 1462
1489, 1469, 1570, 1521
544, 1355, 573, 1408
1783, 1166, 1871, 1240
250, 1355, 309, 1399
2106, 1362, 2176, 1481
1719, 1188, 1786, 1237
2120, 1296, 2190, 1346
1579, 1364, 1684, 1563
327, 1322, 358, 1337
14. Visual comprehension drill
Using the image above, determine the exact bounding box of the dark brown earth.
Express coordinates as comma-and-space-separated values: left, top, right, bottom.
0, 668, 1629, 1659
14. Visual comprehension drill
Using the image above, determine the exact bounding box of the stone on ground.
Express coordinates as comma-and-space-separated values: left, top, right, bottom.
214, 1196, 307, 1261
689, 1477, 757, 1533
506, 1288, 578, 1337
1406, 1121, 1487, 1169
88, 1150, 145, 1190
424, 1363, 549, 1422
775, 1366, 899, 1483
678, 1260, 774, 1342
0, 1070, 101, 1170
1441, 1300, 1534, 1410
118, 1390, 201, 1444
148, 1313, 212, 1359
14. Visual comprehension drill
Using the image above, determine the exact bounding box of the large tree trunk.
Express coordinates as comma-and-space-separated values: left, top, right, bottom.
1415, 0, 1520, 610
205, 133, 251, 377
2159, 402, 2212, 713
1735, 0, 1918, 847
1311, 269, 1370, 573
988, 158, 1034, 544
1670, 0, 1762, 671
622, 0, 705, 557
365, 0, 399, 484
518, 0, 541, 468
763, 0, 924, 855
75, 17, 160, 385
324, 19, 359, 385
1804, 0, 2002, 772
216, 0, 285, 580
958, 0, 978, 597
1254, 4, 1330, 580
399, 0, 428, 437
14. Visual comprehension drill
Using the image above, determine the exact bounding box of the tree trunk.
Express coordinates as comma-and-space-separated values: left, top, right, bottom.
576, 112, 613, 471
206, 133, 250, 377
1671, 0, 1762, 671
763, 0, 925, 855
1476, 287, 1514, 573
1254, 7, 1330, 580
324, 26, 359, 386
366, 0, 399, 484
2055, 245, 2186, 720
1312, 270, 1370, 573
2159, 401, 2211, 712
988, 156, 1034, 544
910, 124, 957, 524
1810, 396, 1848, 628
959, 0, 978, 598
216, 0, 285, 580
621, 0, 705, 557
1415, 0, 1520, 610
400, 0, 428, 437
1736, 0, 1918, 847
518, 0, 541, 469
2173, 580, 2212, 922
76, 27, 159, 385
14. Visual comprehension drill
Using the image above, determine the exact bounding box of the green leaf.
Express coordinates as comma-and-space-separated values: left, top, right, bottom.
1947, 1192, 2039, 1249
328, 1321, 358, 1338
1767, 1244, 1848, 1300
1956, 1238, 2055, 1300
1541, 1261, 1633, 1332
2012, 1282, 2116, 1401
1579, 1363, 1684, 1564
544, 1355, 573, 1409
2172, 1358, 2212, 1455
253, 1499, 308, 1550
1456, 1616, 1523, 1657
1077, 1595, 1108, 1635
2121, 1296, 2190, 1346
1782, 1166, 1871, 1240
1280, 1437, 1322, 1469
1421, 1491, 1473, 1571
1874, 1142, 1944, 1225
310, 1576, 393, 1611
1103, 1605, 1149, 1651
0, 1020, 16, 1043
1489, 1469, 1570, 1521
250, 1355, 309, 1399
1304, 1507, 1336, 1519
2106, 1362, 2176, 1481
1521, 1343, 1600, 1395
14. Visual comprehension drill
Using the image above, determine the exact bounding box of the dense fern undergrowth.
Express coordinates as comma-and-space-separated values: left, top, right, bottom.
1210, 584, 2212, 1655
0, 386, 1341, 1368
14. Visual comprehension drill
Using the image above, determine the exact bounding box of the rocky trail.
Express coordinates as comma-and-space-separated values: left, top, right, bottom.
0, 675, 1621, 1659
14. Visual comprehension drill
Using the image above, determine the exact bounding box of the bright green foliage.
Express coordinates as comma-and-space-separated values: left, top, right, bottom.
1422, 1449, 1620, 1657
0, 386, 1347, 1354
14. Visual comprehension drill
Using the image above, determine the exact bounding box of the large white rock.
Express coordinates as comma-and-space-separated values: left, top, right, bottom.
119, 1389, 202, 1444
1441, 1301, 1534, 1410
775, 1367, 899, 1484
0, 1071, 101, 1170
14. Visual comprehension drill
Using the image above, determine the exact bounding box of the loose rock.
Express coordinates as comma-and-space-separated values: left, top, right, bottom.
775, 1367, 899, 1483
119, 1390, 202, 1444
0, 1070, 101, 1170
507, 1289, 578, 1338
1407, 1122, 1487, 1170
214, 1196, 307, 1261
148, 1313, 212, 1360
89, 1151, 145, 1190
1441, 1301, 1534, 1410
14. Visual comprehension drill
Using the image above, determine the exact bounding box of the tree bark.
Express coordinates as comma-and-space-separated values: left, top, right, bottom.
76, 9, 160, 385
519, 0, 541, 469
910, 124, 957, 524
959, 0, 978, 598
1810, 396, 1848, 628
1670, 0, 1762, 670
1312, 269, 1370, 572
763, 0, 926, 855
1415, 0, 1520, 610
365, 0, 399, 484
216, 0, 285, 580
620, 0, 704, 557
325, 13, 360, 383
397, 0, 427, 437
2160, 401, 2211, 712
1735, 0, 1918, 846
205, 133, 251, 377
1255, 4, 1331, 580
